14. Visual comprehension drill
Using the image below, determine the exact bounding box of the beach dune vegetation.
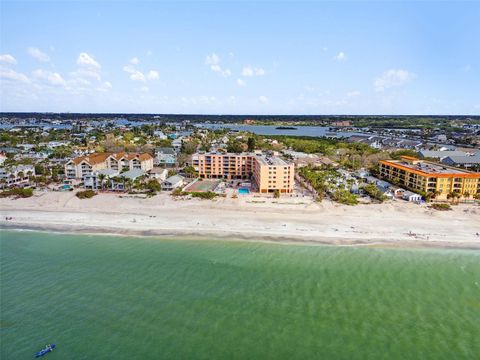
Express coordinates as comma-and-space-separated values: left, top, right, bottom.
75, 190, 97, 199
0, 188, 33, 199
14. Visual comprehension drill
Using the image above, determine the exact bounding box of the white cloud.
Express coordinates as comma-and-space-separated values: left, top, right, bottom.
104, 81, 112, 89
242, 66, 253, 77
0, 54, 17, 65
205, 53, 231, 77
259, 95, 268, 104
70, 68, 101, 81
205, 53, 220, 66
147, 50, 152, 56
236, 78, 246, 87
242, 66, 265, 77
122, 65, 135, 74
333, 52, 347, 62
129, 57, 140, 65
147, 70, 160, 80
347, 90, 361, 97
374, 69, 415, 92
254, 67, 265, 76
130, 70, 146, 82
32, 69, 66, 86
123, 64, 145, 81
123, 62, 158, 82
0, 68, 29, 82
77, 52, 101, 69
48, 72, 66, 86
28, 47, 50, 62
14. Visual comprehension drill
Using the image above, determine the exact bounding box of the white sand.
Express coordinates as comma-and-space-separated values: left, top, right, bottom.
1, 191, 479, 248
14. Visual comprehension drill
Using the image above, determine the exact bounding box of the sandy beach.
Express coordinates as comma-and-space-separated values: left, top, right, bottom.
1, 191, 479, 249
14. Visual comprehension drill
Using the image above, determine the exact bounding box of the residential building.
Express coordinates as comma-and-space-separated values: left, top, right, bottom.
0, 164, 36, 188
379, 156, 480, 200
162, 175, 184, 191
172, 138, 183, 150
84, 168, 145, 191
149, 168, 169, 181
65, 152, 154, 179
417, 150, 466, 160
331, 121, 351, 127
155, 147, 176, 167
84, 169, 119, 190
402, 190, 422, 202
192, 152, 295, 193
153, 130, 167, 140
442, 155, 480, 169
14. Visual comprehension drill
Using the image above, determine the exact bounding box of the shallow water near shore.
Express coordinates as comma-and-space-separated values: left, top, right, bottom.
1, 230, 479, 359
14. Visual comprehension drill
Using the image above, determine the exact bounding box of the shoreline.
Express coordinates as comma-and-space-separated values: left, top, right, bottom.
0, 217, 480, 250
1, 191, 479, 250
2, 223, 480, 250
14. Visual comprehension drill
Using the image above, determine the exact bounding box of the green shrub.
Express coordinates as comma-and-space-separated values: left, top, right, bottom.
145, 180, 161, 194
190, 191, 217, 200
0, 188, 34, 198
76, 190, 97, 199
171, 188, 185, 196
331, 189, 358, 205
362, 183, 387, 202
430, 203, 451, 211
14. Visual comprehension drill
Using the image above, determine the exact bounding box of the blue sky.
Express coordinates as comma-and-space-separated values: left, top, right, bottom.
0, 1, 479, 115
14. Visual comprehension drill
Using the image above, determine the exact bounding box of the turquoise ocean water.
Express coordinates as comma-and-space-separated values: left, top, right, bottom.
1, 230, 479, 359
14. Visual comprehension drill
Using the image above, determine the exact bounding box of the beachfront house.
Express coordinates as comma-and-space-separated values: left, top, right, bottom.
402, 190, 422, 203
65, 152, 154, 179
161, 175, 184, 191
84, 169, 119, 190
0, 164, 36, 189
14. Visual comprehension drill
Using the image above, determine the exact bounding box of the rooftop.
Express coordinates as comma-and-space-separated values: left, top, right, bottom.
382, 158, 472, 175
254, 154, 289, 166
121, 169, 145, 180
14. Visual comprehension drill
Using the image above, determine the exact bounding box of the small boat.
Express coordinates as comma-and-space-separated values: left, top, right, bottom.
35, 344, 56, 358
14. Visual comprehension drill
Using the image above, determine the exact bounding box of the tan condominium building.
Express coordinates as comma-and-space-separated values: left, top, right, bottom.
379, 156, 480, 200
65, 152, 154, 179
192, 152, 295, 193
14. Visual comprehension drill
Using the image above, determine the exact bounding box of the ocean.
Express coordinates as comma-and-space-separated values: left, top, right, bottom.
1, 230, 479, 359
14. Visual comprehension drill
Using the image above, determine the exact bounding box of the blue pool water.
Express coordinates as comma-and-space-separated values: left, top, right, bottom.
238, 188, 250, 194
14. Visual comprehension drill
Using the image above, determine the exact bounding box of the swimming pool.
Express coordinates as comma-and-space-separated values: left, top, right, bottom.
238, 188, 250, 195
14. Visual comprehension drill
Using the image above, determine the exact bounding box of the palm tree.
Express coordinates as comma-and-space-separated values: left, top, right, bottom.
9, 173, 16, 187
119, 175, 127, 192
447, 191, 460, 204
97, 173, 106, 191
126, 179, 134, 192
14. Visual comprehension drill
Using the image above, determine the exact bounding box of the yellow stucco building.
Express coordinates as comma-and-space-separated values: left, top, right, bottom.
379, 156, 480, 200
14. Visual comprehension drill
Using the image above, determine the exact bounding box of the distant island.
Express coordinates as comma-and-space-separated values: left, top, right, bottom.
275, 126, 297, 130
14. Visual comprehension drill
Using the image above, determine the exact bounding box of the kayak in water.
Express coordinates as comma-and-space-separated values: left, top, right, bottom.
35, 344, 56, 358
